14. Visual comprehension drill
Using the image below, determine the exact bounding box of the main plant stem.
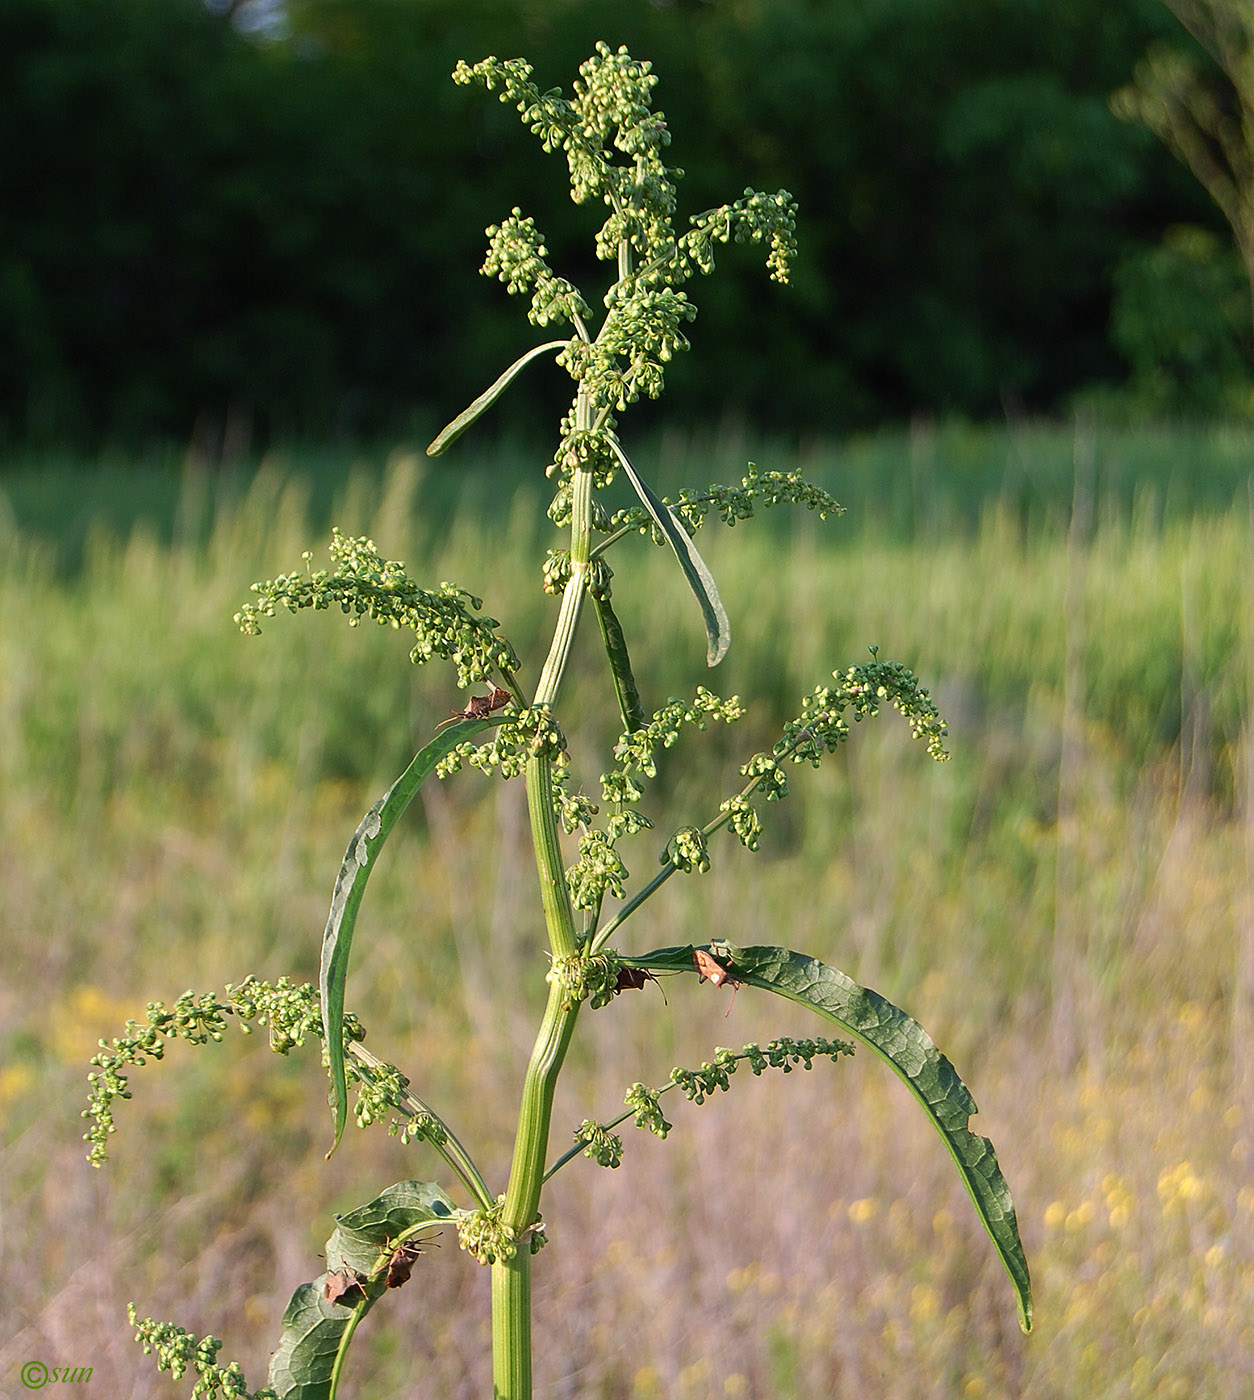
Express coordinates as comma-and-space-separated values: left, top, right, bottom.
492, 391, 595, 1400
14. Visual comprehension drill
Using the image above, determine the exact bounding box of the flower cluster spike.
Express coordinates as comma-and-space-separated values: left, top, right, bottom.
127, 1307, 271, 1400
665, 826, 711, 874
435, 705, 564, 780
546, 951, 621, 1010
698, 660, 947, 861
670, 1037, 854, 1105
455, 43, 796, 419
624, 1082, 673, 1139
780, 658, 950, 765
609, 465, 844, 542
236, 530, 519, 688
552, 688, 743, 902
482, 209, 592, 328
575, 1119, 624, 1168
83, 979, 363, 1166
608, 687, 746, 785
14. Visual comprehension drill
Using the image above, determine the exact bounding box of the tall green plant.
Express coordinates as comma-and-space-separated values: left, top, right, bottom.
87, 45, 1031, 1400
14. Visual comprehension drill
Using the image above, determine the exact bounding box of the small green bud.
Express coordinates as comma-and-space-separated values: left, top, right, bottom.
666, 826, 711, 874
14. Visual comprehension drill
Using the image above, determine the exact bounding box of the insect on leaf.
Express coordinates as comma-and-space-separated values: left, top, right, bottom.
621, 943, 1033, 1333
385, 1237, 438, 1289
693, 947, 733, 986
323, 1271, 367, 1307
269, 1181, 456, 1399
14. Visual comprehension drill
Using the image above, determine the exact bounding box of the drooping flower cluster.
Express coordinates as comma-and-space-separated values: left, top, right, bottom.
557, 688, 746, 908
670, 1037, 855, 1105
236, 530, 519, 689
127, 1308, 271, 1400
608, 465, 844, 544
456, 1199, 520, 1266
780, 658, 950, 767
575, 1037, 856, 1170
84, 979, 370, 1166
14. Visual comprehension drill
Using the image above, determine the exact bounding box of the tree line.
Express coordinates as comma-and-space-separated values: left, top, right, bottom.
0, 0, 1244, 450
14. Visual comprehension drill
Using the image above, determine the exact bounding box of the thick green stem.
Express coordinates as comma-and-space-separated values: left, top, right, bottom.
525, 756, 578, 961
491, 981, 580, 1399
504, 982, 581, 1223
492, 1251, 532, 1399
492, 388, 597, 1400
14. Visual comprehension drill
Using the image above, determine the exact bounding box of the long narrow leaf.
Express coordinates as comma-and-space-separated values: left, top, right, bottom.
321, 720, 484, 1155
622, 942, 1033, 1332
426, 340, 568, 456
604, 436, 731, 666
593, 591, 646, 733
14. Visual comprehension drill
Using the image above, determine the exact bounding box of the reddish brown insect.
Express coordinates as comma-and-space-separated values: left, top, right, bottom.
436, 687, 512, 730
384, 1236, 438, 1289
613, 965, 667, 1004
694, 947, 743, 1012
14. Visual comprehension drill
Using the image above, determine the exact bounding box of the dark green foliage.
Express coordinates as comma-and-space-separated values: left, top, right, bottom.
0, 0, 1230, 448
1110, 224, 1253, 412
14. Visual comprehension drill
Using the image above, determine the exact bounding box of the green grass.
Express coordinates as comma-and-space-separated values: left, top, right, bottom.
2, 423, 1252, 1398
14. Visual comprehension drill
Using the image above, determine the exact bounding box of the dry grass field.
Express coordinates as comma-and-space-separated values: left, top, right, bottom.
2, 424, 1252, 1397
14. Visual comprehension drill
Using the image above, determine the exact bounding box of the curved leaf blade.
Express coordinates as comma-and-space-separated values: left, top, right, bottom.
267, 1281, 357, 1400
268, 1181, 456, 1400
621, 942, 1033, 1332
321, 720, 485, 1155
426, 340, 568, 456
604, 436, 730, 666
327, 1179, 457, 1275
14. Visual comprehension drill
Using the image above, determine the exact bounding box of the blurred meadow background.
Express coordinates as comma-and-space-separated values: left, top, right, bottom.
3, 422, 1253, 1398
5, 0, 1254, 1396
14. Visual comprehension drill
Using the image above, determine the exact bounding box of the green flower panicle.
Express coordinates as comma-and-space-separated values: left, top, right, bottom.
624, 1082, 673, 1139
127, 1307, 273, 1400
235, 530, 518, 688
781, 659, 949, 766
84, 979, 359, 1167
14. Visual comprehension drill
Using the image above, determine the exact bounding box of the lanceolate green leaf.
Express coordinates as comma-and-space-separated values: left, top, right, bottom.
621, 942, 1033, 1333
426, 340, 569, 456
267, 1181, 455, 1400
604, 436, 731, 667
321, 720, 486, 1155
592, 592, 646, 733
